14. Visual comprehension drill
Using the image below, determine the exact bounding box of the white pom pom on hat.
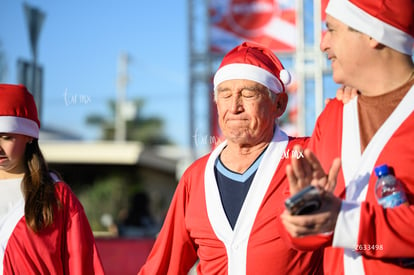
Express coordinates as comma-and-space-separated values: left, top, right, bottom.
214, 41, 291, 94
280, 69, 291, 86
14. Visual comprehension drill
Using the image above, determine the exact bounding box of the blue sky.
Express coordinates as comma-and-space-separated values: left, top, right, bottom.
0, 0, 191, 145
0, 0, 341, 151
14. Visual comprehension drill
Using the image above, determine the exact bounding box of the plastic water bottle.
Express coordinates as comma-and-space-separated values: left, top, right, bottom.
374, 164, 413, 267
374, 164, 408, 208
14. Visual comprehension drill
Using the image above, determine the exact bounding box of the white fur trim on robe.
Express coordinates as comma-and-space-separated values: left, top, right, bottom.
335, 85, 414, 275
204, 126, 288, 275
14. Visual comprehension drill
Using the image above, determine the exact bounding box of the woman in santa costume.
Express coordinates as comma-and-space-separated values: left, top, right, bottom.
0, 84, 104, 274
281, 0, 414, 274
139, 42, 324, 274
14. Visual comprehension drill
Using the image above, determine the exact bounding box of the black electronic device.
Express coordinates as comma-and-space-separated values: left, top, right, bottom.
285, 185, 322, 215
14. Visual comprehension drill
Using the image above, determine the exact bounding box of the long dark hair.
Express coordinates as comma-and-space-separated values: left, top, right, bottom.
22, 139, 59, 232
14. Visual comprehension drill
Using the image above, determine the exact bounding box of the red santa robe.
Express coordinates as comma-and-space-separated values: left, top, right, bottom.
0, 175, 104, 274
139, 127, 323, 275
296, 85, 414, 274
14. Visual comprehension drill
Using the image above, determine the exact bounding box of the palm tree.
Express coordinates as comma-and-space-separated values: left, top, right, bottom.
86, 98, 171, 145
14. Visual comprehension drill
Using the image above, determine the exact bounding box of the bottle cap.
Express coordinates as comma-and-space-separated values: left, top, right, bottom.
374, 164, 389, 177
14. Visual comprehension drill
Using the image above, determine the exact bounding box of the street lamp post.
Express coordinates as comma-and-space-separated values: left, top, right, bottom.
24, 3, 45, 120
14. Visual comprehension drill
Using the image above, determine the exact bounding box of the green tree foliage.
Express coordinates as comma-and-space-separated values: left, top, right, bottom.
77, 174, 137, 232
86, 98, 171, 145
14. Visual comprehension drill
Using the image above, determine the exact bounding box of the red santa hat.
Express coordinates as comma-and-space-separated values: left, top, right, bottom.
213, 41, 291, 94
326, 0, 414, 55
0, 84, 40, 138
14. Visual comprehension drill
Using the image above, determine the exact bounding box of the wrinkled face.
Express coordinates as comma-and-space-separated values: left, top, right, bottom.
0, 133, 31, 177
320, 15, 368, 86
215, 79, 286, 146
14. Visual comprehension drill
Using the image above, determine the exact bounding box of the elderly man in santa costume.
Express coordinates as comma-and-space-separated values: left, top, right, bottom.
139, 42, 324, 274
281, 0, 414, 274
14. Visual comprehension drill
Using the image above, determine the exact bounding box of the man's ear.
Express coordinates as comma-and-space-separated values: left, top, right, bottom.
369, 36, 384, 50
275, 92, 288, 117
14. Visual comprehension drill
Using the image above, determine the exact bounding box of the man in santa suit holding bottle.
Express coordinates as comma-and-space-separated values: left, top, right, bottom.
281, 0, 414, 274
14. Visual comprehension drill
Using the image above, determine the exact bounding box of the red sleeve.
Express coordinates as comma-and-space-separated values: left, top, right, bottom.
138, 172, 198, 274
65, 211, 105, 274
57, 182, 105, 275
282, 100, 344, 251
356, 122, 414, 259
308, 99, 343, 170
358, 202, 414, 258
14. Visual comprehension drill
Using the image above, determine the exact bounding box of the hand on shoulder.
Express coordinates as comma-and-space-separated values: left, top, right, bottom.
325, 86, 359, 105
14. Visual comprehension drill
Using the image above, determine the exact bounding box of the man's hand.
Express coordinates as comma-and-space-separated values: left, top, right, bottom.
286, 145, 341, 195
325, 85, 359, 105
281, 191, 342, 237
282, 145, 342, 237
